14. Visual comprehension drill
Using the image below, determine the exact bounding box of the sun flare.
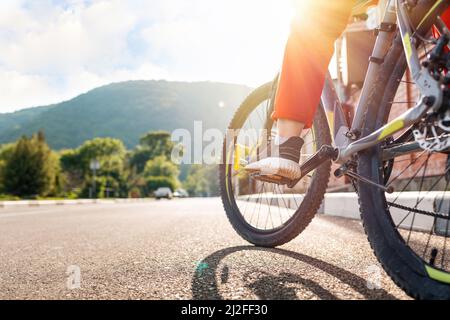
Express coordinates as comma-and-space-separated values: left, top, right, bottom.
216, 0, 296, 86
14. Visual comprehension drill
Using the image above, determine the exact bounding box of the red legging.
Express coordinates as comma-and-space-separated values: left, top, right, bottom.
272, 0, 357, 128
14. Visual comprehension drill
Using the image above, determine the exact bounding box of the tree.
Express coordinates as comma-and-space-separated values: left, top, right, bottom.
144, 155, 180, 178
143, 155, 180, 195
60, 137, 127, 198
124, 166, 146, 198
2, 132, 60, 197
139, 131, 175, 156
0, 143, 15, 193
129, 131, 176, 173
77, 138, 126, 176
183, 165, 219, 197
59, 149, 84, 192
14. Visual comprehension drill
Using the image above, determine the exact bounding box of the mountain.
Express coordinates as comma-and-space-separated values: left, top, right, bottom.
0, 80, 252, 149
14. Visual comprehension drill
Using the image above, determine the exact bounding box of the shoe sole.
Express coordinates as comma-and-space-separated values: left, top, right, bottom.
244, 158, 302, 180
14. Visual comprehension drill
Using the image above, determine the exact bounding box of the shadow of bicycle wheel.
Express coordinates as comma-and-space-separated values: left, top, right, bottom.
191, 246, 396, 300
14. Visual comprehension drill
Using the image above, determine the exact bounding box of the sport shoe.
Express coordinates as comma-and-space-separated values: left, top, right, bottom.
244, 136, 304, 180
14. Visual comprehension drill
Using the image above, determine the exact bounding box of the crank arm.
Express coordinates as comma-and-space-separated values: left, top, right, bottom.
287, 145, 338, 188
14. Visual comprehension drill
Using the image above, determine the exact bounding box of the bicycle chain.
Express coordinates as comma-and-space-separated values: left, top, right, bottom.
387, 201, 450, 220
349, 177, 449, 220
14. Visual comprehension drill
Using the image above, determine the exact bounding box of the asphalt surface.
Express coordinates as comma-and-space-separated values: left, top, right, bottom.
0, 198, 410, 300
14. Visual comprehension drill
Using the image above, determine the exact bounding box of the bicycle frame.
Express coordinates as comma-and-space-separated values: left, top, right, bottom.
321, 0, 450, 164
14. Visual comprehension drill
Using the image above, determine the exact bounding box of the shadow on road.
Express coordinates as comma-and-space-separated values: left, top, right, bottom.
191, 246, 396, 300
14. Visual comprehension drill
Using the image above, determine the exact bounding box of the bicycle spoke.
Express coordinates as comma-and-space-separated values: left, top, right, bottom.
276, 185, 294, 221
406, 153, 431, 243
421, 178, 450, 264
395, 162, 450, 228
249, 182, 264, 226
387, 150, 427, 187
262, 183, 274, 230
255, 182, 265, 228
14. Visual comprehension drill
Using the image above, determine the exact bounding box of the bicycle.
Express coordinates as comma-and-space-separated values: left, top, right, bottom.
220, 0, 450, 299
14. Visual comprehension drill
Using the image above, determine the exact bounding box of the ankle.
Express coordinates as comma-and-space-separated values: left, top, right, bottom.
278, 136, 304, 163
274, 135, 290, 146
277, 119, 305, 138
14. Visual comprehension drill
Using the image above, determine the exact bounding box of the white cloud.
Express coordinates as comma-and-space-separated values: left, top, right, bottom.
0, 0, 293, 113
0, 69, 55, 108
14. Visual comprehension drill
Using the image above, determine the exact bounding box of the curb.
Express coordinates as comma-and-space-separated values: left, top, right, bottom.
0, 198, 154, 208
241, 192, 449, 233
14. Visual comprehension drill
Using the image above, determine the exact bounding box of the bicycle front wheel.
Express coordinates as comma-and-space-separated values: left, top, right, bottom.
358, 1, 450, 299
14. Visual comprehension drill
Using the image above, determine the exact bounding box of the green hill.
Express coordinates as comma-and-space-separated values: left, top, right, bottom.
0, 80, 252, 149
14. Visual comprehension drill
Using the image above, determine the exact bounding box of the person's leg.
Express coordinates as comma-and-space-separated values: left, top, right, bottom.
277, 119, 304, 139
273, 0, 356, 137
246, 0, 355, 179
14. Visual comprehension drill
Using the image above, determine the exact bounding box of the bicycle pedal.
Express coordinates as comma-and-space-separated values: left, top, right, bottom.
250, 173, 294, 186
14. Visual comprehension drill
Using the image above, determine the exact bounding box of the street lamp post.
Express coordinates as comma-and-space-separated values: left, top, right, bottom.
89, 159, 101, 199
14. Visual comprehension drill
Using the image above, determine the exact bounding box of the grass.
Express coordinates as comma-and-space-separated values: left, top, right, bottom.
0, 194, 21, 201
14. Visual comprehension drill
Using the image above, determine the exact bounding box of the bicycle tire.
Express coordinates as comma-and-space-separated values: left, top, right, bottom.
358, 0, 450, 299
220, 81, 332, 247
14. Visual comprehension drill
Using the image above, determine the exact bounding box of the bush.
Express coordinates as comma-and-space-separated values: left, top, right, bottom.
79, 176, 119, 199
146, 176, 178, 194
128, 187, 142, 198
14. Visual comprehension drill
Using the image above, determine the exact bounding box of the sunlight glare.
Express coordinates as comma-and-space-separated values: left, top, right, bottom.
217, 0, 295, 86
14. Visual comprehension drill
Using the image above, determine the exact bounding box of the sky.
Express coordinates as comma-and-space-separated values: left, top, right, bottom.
0, 0, 294, 113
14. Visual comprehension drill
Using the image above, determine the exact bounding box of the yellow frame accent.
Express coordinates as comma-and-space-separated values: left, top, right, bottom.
403, 33, 413, 64
425, 265, 450, 284
378, 118, 405, 140
233, 144, 250, 171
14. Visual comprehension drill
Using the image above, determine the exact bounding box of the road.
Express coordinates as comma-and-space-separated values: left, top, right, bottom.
0, 198, 410, 300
